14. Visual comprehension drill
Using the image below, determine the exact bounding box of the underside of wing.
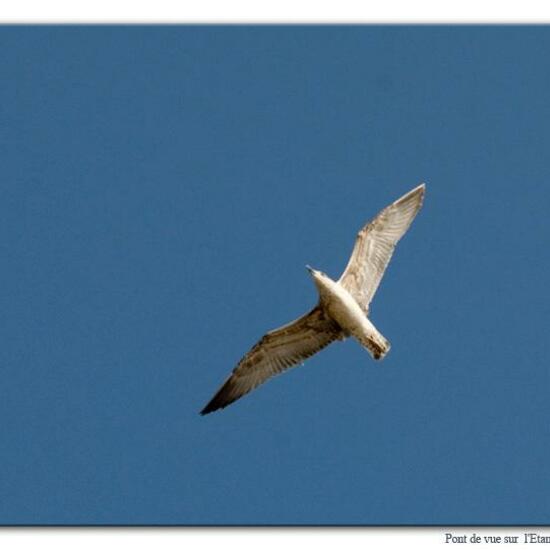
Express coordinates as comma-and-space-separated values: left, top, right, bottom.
339, 183, 425, 311
200, 306, 343, 414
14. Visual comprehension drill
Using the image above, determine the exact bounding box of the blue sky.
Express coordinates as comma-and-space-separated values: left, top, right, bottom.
1, 26, 550, 525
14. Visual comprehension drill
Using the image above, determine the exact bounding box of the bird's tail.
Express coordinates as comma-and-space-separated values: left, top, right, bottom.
354, 317, 391, 361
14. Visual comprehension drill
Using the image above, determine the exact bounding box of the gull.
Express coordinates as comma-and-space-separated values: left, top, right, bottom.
200, 183, 425, 415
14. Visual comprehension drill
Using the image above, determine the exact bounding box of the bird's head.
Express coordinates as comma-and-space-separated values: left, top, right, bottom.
305, 265, 332, 293
305, 264, 320, 277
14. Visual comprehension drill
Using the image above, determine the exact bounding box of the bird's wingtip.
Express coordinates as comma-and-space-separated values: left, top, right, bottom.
200, 391, 231, 415
397, 183, 426, 205
414, 182, 426, 193
200, 403, 216, 415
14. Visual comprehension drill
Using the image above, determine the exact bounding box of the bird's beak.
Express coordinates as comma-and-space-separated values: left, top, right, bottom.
305, 265, 314, 275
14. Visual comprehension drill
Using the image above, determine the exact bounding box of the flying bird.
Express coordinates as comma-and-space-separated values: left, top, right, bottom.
201, 183, 425, 415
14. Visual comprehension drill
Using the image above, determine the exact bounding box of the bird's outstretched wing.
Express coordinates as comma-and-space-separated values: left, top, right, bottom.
200, 306, 343, 414
339, 184, 425, 312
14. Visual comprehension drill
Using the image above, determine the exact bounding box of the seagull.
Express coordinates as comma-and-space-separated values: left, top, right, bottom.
201, 183, 425, 415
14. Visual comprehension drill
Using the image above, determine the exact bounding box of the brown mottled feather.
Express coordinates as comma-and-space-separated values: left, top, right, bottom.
200, 306, 343, 414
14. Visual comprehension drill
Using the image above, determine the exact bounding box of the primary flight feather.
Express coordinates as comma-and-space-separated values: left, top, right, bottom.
201, 183, 425, 415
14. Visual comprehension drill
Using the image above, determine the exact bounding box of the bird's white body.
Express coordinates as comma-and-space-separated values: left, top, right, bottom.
311, 271, 390, 359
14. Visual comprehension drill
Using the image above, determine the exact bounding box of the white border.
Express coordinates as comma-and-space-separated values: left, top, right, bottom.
1, 0, 550, 23
3, 527, 550, 549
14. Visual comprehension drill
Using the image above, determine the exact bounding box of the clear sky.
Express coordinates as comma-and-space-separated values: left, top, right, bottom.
1, 26, 549, 525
